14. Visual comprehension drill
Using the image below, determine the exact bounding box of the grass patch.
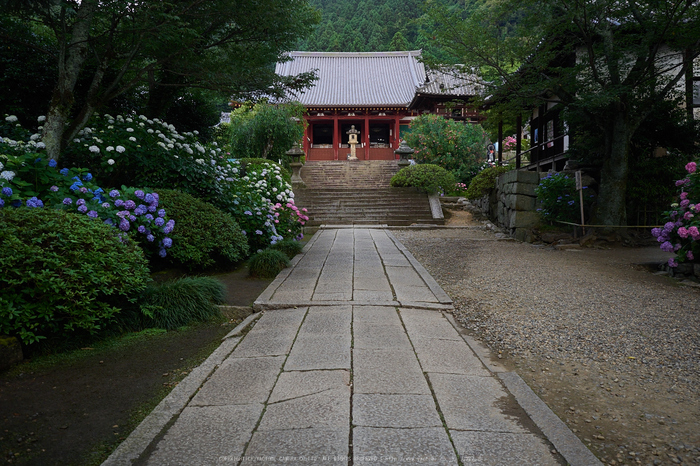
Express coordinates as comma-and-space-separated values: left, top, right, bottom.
248, 249, 289, 278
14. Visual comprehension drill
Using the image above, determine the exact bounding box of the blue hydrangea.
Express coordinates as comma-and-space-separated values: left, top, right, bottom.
109, 189, 120, 198
137, 225, 146, 234
119, 219, 130, 231
87, 210, 98, 218
104, 218, 114, 226
0, 199, 4, 207
83, 173, 93, 181
162, 237, 173, 248
77, 205, 88, 213
60, 168, 69, 176
145, 213, 154, 222
155, 217, 165, 227
63, 198, 72, 205
146, 234, 155, 242
157, 209, 166, 218
48, 159, 57, 168
144, 193, 155, 204
115, 199, 124, 207
159, 248, 167, 258
2, 187, 12, 197
134, 190, 145, 199
77, 199, 86, 206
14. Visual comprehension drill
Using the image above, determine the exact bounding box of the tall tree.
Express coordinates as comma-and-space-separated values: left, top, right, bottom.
1, 0, 320, 160
426, 0, 700, 228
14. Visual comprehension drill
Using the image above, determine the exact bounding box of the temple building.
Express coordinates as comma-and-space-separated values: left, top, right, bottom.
274, 51, 482, 161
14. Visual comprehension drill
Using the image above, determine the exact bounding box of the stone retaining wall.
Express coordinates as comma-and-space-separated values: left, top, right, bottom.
472, 170, 540, 241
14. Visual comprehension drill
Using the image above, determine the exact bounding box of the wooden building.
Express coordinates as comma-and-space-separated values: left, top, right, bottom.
275, 51, 482, 161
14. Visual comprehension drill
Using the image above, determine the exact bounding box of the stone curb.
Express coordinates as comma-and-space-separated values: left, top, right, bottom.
385, 229, 453, 305
101, 314, 262, 465
444, 313, 602, 466
499, 373, 603, 466
222, 312, 263, 341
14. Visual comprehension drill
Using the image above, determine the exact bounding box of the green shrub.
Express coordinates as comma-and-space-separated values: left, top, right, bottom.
137, 277, 225, 330
271, 238, 304, 259
155, 189, 249, 271
0, 208, 151, 345
390, 164, 456, 194
465, 165, 513, 199
248, 249, 289, 278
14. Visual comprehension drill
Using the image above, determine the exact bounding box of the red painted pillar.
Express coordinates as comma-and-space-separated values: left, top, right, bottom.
394, 115, 400, 157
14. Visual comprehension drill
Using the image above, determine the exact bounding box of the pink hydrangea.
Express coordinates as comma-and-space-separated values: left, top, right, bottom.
678, 227, 689, 238
686, 161, 697, 174
687, 251, 695, 261
680, 192, 688, 200
689, 226, 700, 240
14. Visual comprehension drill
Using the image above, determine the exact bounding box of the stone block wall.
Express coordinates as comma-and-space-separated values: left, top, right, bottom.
472, 170, 541, 241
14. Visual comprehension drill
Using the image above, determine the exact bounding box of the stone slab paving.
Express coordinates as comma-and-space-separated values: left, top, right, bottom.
107, 228, 599, 466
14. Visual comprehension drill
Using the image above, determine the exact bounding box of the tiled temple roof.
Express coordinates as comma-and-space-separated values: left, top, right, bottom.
276, 51, 426, 107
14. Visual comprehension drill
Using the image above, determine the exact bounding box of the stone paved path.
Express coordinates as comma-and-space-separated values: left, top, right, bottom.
105, 228, 600, 466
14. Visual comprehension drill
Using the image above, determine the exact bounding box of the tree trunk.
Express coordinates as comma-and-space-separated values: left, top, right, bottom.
42, 1, 97, 160
594, 111, 632, 228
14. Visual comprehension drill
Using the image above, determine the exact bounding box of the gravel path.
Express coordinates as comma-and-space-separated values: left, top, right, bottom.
393, 213, 700, 465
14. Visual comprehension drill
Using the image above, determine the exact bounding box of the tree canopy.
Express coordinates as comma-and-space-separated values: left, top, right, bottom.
426, 0, 700, 227
0, 0, 320, 159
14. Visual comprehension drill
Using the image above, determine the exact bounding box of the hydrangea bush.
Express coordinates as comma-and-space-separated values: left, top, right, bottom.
652, 161, 700, 268
2, 113, 308, 255
0, 146, 174, 258
535, 172, 594, 225
222, 159, 307, 251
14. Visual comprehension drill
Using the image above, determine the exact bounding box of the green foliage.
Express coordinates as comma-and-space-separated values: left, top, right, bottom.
155, 190, 249, 271
535, 172, 594, 225
0, 208, 150, 345
137, 277, 225, 330
390, 164, 456, 194
404, 114, 488, 184
299, 0, 462, 55
5, 0, 320, 159
0, 18, 56, 127
248, 249, 290, 278
270, 239, 304, 260
228, 102, 307, 162
464, 165, 513, 199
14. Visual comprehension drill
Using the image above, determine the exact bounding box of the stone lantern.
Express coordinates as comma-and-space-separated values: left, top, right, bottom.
285, 142, 305, 186
346, 125, 360, 161
394, 140, 414, 167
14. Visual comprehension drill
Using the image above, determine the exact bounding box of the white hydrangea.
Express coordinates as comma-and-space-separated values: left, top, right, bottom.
147, 129, 154, 134
116, 145, 125, 153
1, 170, 16, 181
107, 159, 115, 165
139, 115, 148, 121
106, 146, 114, 152
167, 143, 174, 149
89, 145, 100, 153
157, 141, 167, 149
0, 161, 3, 171
195, 159, 205, 165
126, 127, 134, 132
36, 142, 45, 149
37, 115, 46, 123
125, 117, 133, 123
5, 115, 18, 123
129, 137, 136, 142
30, 133, 40, 141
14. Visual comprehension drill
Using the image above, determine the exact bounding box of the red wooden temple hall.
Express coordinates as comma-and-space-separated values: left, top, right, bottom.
274, 51, 482, 161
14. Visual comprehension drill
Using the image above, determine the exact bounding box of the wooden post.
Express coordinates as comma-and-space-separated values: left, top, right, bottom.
497, 120, 503, 165
516, 114, 522, 169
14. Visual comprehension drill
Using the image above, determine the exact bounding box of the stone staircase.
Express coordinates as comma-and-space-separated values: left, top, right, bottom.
294, 161, 442, 226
